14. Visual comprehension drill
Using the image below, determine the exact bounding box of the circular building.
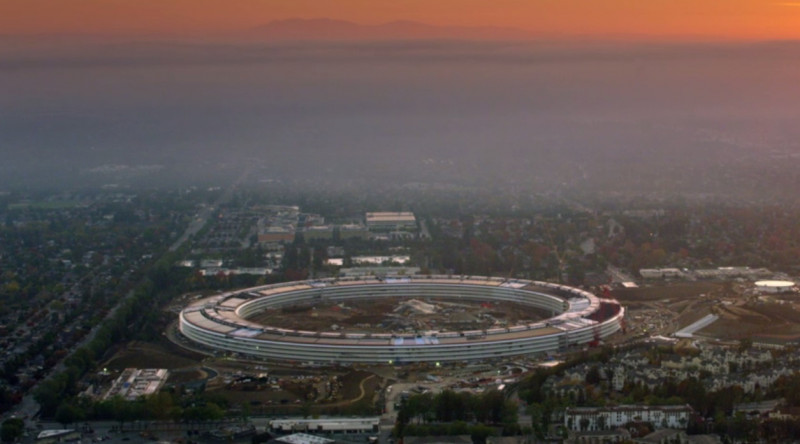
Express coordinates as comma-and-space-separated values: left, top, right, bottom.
755, 280, 796, 294
178, 276, 624, 364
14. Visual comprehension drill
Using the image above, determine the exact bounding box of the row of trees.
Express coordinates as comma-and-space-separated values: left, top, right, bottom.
33, 252, 190, 418
395, 390, 519, 439
693, 414, 800, 442
49, 390, 229, 427
401, 423, 502, 444
0, 418, 24, 443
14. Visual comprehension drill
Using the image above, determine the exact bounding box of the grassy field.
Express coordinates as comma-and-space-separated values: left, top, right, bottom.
207, 369, 381, 416
338, 370, 380, 401
103, 341, 203, 370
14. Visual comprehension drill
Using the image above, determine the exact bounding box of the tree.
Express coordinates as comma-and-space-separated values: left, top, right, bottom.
55, 402, 85, 427
585, 366, 602, 385
481, 390, 506, 423
33, 378, 66, 417
405, 393, 433, 424
199, 403, 225, 421
300, 402, 312, 419
1, 419, 24, 443
110, 396, 134, 429
435, 390, 465, 422
469, 424, 495, 444
738, 337, 753, 353
145, 392, 176, 420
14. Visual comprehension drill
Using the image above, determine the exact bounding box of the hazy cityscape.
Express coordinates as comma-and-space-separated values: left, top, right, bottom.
4, 2, 800, 444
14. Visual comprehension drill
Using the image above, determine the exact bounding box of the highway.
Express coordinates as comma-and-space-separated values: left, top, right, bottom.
168, 164, 251, 252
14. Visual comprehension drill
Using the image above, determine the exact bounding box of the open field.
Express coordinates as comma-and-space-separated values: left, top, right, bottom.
701, 300, 800, 341
611, 282, 725, 304
611, 280, 800, 344
207, 368, 382, 415
103, 341, 204, 371
167, 369, 207, 385
338, 370, 380, 402
608, 282, 725, 339
105, 339, 385, 414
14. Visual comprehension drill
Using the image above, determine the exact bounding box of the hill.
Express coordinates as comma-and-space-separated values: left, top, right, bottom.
243, 18, 534, 41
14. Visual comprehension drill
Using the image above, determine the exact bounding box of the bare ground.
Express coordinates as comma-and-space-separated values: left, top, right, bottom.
247, 297, 550, 333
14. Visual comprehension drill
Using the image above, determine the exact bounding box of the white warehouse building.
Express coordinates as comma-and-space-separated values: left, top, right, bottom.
365, 212, 417, 231
755, 280, 796, 294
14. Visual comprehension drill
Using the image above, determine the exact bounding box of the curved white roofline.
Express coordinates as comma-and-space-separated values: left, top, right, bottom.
178, 275, 623, 363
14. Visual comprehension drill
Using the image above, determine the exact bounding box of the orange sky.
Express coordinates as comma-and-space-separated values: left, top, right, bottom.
2, 0, 800, 41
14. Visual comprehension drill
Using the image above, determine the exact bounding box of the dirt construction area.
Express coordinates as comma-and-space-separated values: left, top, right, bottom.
703, 298, 800, 342
102, 340, 385, 414
247, 297, 551, 333
610, 281, 800, 343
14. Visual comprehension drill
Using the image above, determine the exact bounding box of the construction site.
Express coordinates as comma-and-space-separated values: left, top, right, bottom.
611, 280, 800, 344
247, 297, 552, 334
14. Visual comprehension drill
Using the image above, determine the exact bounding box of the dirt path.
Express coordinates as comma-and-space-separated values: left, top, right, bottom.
327, 374, 377, 407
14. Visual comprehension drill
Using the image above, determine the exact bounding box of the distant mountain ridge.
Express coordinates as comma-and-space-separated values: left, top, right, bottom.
244, 18, 535, 40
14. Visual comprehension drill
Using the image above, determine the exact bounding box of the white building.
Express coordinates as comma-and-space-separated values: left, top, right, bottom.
36, 430, 80, 444
640, 268, 683, 280
564, 405, 692, 431
103, 368, 169, 400
365, 212, 417, 232
755, 280, 795, 294
274, 434, 335, 444
269, 417, 380, 434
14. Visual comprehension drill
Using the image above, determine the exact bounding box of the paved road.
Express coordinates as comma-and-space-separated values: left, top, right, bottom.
169, 207, 214, 252
5, 168, 253, 424
4, 288, 135, 425
28, 420, 256, 444
169, 165, 252, 252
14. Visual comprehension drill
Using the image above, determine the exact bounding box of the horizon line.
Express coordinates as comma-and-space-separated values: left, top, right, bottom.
1, 17, 798, 44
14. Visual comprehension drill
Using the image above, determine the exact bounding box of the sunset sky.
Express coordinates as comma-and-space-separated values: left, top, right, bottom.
2, 0, 800, 41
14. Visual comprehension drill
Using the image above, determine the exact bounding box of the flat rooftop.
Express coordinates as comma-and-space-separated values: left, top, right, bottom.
365, 212, 416, 222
